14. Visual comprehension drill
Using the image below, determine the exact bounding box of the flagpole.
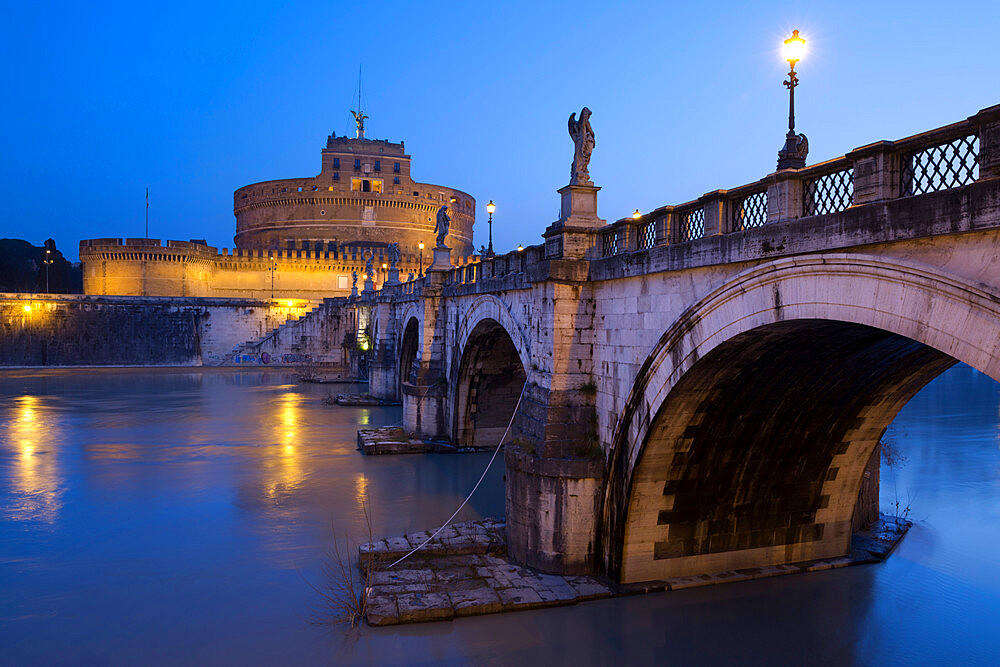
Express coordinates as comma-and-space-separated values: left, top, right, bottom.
145, 187, 149, 239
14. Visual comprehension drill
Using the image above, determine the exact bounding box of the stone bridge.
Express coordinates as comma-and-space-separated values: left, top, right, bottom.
361, 104, 1000, 585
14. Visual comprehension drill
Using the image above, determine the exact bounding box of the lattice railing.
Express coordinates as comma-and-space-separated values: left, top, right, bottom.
804, 168, 854, 216
677, 208, 705, 243
902, 133, 979, 196
602, 229, 619, 257
637, 221, 656, 250
733, 190, 768, 230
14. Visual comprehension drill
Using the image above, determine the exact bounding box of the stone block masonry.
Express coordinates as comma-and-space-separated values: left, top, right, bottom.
359, 515, 909, 626
0, 293, 316, 366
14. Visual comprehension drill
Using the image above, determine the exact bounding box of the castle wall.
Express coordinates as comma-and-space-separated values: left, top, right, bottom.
0, 294, 304, 366
80, 238, 474, 299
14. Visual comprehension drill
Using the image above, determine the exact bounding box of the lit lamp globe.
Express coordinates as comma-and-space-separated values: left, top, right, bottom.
486, 201, 496, 216
783, 29, 806, 65
632, 209, 641, 219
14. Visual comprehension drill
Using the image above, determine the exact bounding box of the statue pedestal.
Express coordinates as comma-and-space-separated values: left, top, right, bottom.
555, 183, 603, 228
543, 183, 606, 260
429, 246, 453, 271
350, 286, 358, 298
363, 277, 375, 293
385, 268, 400, 286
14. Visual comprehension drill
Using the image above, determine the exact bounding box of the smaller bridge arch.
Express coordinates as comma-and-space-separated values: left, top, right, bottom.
601, 253, 1000, 583
451, 295, 532, 447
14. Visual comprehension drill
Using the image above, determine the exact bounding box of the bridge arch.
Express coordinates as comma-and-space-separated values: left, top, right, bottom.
601, 253, 1000, 583
398, 316, 419, 397
451, 295, 531, 447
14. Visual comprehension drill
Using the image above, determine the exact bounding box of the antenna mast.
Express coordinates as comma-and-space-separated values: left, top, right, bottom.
350, 64, 368, 139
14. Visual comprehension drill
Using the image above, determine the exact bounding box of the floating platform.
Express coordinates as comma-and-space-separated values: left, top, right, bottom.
356, 427, 495, 455
336, 394, 402, 407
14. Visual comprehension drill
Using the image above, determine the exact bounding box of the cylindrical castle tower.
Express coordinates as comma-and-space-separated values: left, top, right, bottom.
233, 134, 475, 260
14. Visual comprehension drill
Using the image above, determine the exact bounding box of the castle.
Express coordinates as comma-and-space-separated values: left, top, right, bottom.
80, 122, 476, 299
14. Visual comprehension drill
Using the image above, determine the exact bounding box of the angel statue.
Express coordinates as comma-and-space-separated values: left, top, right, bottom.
568, 107, 595, 185
351, 109, 369, 139
388, 242, 401, 269
351, 269, 358, 288
364, 250, 374, 279
434, 205, 450, 247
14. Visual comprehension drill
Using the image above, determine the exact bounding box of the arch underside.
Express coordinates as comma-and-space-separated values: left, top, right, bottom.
617, 320, 955, 582
454, 318, 526, 447
398, 317, 419, 397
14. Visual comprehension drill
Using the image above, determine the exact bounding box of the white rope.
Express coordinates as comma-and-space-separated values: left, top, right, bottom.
387, 381, 527, 569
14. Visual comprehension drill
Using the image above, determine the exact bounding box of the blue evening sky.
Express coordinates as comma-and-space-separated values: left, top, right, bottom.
2, 1, 997, 260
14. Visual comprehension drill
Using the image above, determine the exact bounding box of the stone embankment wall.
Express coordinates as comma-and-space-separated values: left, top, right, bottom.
225, 297, 356, 367
0, 294, 310, 366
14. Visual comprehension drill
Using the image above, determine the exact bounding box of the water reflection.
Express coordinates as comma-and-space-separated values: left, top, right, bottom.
1, 395, 62, 524
0, 366, 997, 664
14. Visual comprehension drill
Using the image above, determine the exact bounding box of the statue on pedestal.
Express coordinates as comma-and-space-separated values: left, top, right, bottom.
568, 107, 595, 185
434, 205, 450, 248
364, 250, 374, 279
351, 269, 358, 289
388, 242, 400, 269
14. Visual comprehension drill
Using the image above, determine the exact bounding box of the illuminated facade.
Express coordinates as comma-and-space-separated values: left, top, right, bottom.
80, 129, 476, 299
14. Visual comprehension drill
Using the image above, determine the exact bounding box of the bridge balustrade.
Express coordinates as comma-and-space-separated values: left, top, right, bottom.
900, 126, 979, 196
591, 105, 996, 262
675, 206, 706, 243
731, 187, 768, 231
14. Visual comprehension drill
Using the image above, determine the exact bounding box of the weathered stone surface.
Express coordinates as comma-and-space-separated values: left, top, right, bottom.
498, 586, 545, 610
365, 595, 399, 626
565, 577, 612, 600
362, 518, 910, 626
450, 587, 503, 616
370, 569, 433, 586
397, 593, 454, 623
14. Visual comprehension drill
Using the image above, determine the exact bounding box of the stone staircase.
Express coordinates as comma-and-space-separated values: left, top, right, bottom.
223, 297, 349, 366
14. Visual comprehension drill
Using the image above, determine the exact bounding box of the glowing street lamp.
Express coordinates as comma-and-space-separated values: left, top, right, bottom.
632, 209, 641, 219
418, 242, 425, 277
777, 29, 809, 170
268, 251, 276, 299
516, 244, 523, 252
486, 200, 496, 258
43, 248, 54, 292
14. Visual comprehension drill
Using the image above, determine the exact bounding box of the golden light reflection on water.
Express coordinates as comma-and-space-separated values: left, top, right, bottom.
355, 473, 369, 506
3, 395, 62, 523
260, 391, 304, 504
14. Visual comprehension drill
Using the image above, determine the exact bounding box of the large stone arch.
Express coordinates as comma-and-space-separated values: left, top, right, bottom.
600, 253, 1000, 583
453, 295, 532, 375
450, 296, 531, 447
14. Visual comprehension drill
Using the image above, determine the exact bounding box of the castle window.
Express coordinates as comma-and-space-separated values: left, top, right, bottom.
352, 178, 362, 191
333, 173, 339, 181
286, 240, 295, 250
413, 191, 419, 196
374, 160, 381, 172
354, 159, 361, 170
372, 179, 383, 193
394, 176, 400, 185
393, 162, 400, 173
333, 158, 340, 169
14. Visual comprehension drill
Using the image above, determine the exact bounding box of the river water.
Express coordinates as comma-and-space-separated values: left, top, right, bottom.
0, 365, 998, 665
